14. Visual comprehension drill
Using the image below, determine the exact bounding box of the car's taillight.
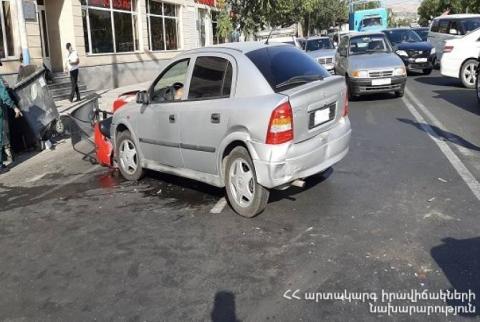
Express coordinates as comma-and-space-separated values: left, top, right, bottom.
266, 101, 294, 145
443, 45, 454, 53
342, 91, 349, 117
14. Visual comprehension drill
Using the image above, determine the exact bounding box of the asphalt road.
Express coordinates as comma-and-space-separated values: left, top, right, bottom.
1, 70, 479, 321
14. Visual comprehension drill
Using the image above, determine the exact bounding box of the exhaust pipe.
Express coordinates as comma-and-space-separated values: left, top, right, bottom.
291, 179, 306, 188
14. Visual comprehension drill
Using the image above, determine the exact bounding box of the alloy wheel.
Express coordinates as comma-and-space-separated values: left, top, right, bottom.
463, 62, 477, 86
229, 158, 255, 208
119, 139, 138, 175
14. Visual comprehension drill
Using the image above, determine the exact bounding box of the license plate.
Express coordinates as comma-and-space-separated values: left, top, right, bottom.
314, 108, 331, 126
372, 78, 391, 86
416, 58, 428, 63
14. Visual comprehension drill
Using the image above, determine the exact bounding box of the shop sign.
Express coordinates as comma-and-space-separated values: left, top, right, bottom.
196, 0, 215, 6
112, 0, 132, 10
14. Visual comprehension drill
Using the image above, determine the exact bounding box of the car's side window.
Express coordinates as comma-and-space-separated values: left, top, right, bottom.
187, 56, 233, 100
439, 19, 450, 34
431, 19, 439, 32
151, 59, 190, 103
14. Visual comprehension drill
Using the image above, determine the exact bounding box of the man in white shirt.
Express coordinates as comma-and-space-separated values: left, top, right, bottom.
65, 43, 80, 102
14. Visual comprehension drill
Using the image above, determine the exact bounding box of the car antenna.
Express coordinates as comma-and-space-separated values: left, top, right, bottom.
265, 27, 276, 45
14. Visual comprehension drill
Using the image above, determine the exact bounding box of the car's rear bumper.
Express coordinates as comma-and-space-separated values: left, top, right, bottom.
250, 117, 351, 189
349, 76, 406, 95
441, 55, 461, 79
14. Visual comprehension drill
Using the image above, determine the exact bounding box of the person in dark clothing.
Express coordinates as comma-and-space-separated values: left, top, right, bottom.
0, 63, 22, 174
65, 43, 80, 102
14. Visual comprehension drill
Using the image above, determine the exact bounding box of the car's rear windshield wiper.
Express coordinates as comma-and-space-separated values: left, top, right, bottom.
275, 75, 324, 90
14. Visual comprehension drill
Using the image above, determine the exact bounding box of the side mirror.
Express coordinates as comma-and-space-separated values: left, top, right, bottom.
449, 28, 458, 35
136, 90, 149, 105
392, 45, 398, 51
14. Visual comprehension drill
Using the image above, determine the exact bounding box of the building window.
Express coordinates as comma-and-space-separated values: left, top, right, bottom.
0, 0, 15, 58
211, 11, 225, 45
82, 0, 139, 54
147, 0, 179, 51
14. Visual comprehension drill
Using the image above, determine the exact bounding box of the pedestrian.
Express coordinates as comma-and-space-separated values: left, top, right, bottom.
0, 62, 22, 174
65, 43, 80, 102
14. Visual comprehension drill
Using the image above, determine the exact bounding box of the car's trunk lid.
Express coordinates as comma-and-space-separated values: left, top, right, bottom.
280, 76, 346, 144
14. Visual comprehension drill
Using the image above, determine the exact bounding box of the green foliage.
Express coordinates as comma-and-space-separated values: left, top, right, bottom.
418, 0, 480, 26
228, 0, 348, 36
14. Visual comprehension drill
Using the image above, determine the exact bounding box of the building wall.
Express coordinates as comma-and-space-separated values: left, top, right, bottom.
1, 0, 221, 90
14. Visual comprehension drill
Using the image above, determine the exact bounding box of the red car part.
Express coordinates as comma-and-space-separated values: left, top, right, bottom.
94, 91, 138, 167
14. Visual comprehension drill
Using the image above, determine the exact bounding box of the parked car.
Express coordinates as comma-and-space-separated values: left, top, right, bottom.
441, 27, 480, 88
109, 42, 351, 218
412, 27, 429, 41
428, 14, 480, 64
265, 36, 302, 49
335, 32, 407, 99
476, 54, 480, 103
383, 28, 435, 75
298, 36, 337, 73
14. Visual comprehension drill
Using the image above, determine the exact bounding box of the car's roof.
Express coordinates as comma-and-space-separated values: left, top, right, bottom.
301, 36, 330, 41
433, 14, 480, 20
185, 41, 287, 55
383, 28, 414, 31
347, 32, 386, 38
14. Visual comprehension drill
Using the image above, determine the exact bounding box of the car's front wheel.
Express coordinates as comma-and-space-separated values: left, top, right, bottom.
460, 59, 478, 89
116, 130, 144, 181
225, 146, 269, 218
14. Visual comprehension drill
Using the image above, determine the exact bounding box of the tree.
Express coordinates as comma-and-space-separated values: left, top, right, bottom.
418, 0, 480, 26
216, 0, 234, 40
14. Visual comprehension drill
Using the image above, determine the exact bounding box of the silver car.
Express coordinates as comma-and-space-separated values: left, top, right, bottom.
300, 36, 337, 73
112, 42, 352, 217
335, 32, 407, 99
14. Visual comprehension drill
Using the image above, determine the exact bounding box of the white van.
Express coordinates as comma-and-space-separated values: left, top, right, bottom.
428, 14, 480, 64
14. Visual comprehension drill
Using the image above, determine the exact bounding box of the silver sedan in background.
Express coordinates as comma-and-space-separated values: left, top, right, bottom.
112, 42, 352, 217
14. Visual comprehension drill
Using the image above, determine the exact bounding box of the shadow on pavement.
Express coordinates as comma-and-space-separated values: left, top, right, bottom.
431, 90, 479, 116
413, 76, 464, 88
431, 237, 480, 317
269, 167, 333, 203
397, 118, 480, 152
211, 291, 239, 322
352, 93, 398, 102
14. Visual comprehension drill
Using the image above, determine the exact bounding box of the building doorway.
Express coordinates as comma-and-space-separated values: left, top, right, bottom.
37, 3, 51, 69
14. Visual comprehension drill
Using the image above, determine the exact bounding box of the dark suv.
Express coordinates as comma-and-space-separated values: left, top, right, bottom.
383, 28, 435, 75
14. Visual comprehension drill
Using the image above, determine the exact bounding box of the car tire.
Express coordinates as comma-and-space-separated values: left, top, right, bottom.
423, 69, 432, 75
346, 77, 358, 101
460, 59, 478, 89
116, 130, 144, 181
225, 146, 269, 218
477, 71, 480, 104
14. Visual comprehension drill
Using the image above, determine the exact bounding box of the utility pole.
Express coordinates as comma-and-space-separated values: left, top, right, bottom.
16, 0, 30, 64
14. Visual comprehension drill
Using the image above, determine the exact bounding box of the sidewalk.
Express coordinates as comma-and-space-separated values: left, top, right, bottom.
1, 81, 151, 182
55, 81, 150, 114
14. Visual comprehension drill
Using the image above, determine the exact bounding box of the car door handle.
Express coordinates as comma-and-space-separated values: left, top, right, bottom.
169, 114, 175, 123
211, 113, 220, 124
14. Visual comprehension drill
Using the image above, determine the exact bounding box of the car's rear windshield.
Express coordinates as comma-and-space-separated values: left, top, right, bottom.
246, 46, 331, 92
306, 38, 334, 52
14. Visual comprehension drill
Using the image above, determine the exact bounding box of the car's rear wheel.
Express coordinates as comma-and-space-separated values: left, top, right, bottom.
460, 59, 478, 89
116, 130, 144, 181
225, 146, 269, 218
423, 68, 432, 75
477, 69, 480, 104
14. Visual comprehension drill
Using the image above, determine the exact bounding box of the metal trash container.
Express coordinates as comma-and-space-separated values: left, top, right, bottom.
11, 67, 59, 140
65, 94, 100, 164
